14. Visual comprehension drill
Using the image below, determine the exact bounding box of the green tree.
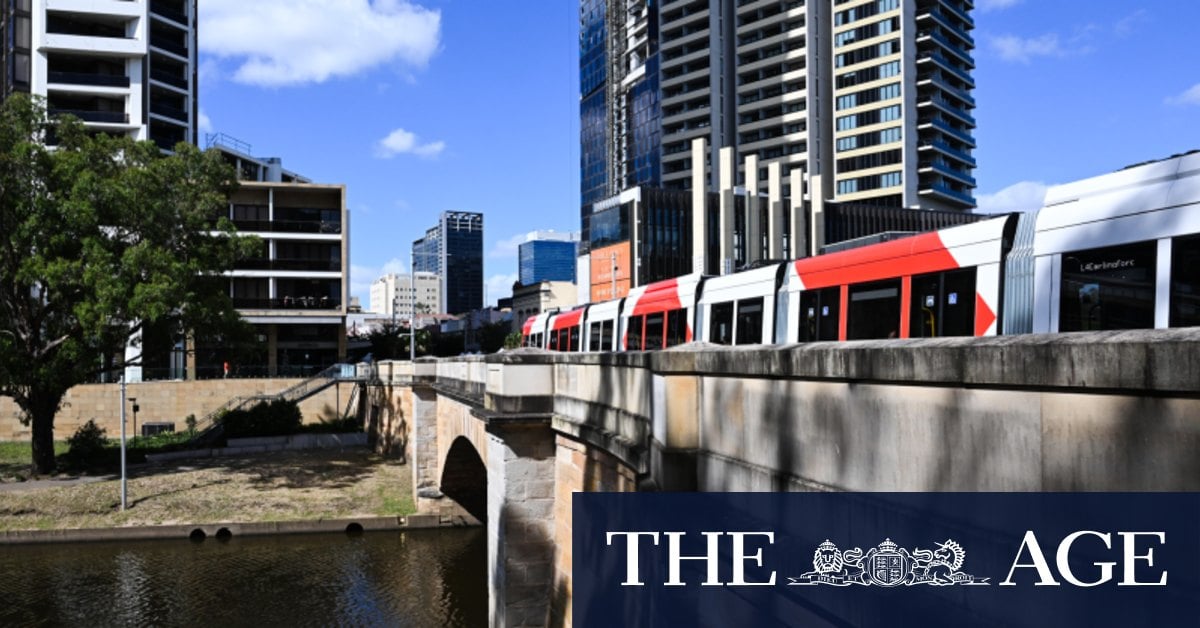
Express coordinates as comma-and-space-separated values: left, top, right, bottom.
365, 321, 430, 360
0, 95, 255, 474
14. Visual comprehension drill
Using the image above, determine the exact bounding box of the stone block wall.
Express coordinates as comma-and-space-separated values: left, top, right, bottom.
0, 378, 342, 440
549, 435, 636, 628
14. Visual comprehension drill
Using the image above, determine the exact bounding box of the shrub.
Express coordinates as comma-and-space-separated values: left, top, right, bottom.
219, 399, 303, 439
184, 414, 197, 435
64, 419, 109, 469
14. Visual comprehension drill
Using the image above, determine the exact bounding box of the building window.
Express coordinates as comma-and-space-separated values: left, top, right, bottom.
1059, 241, 1157, 332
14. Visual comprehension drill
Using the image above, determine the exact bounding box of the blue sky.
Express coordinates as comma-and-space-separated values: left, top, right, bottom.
197, 0, 1200, 310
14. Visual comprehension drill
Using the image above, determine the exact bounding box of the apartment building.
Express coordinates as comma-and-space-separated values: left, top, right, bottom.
370, 272, 440, 322
215, 140, 349, 377
578, 0, 976, 294
1, 0, 199, 150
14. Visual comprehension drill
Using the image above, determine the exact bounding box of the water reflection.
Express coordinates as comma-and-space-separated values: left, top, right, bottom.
0, 528, 486, 627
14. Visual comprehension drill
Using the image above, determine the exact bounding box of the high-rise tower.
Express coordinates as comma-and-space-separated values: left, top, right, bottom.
579, 0, 976, 210
412, 211, 484, 315
0, 0, 198, 150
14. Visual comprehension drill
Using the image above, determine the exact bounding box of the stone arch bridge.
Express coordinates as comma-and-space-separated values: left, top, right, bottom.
365, 329, 1200, 628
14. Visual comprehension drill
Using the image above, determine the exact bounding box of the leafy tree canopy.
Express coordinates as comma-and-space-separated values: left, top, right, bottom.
0, 94, 256, 474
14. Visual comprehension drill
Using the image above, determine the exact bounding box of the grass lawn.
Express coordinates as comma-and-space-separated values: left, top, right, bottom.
0, 441, 69, 481
0, 449, 416, 532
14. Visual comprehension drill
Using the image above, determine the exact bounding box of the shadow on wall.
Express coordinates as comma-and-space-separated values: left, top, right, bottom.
367, 383, 408, 463
440, 436, 487, 523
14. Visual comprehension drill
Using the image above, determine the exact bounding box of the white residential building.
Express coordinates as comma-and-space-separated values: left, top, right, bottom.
1, 0, 198, 149
370, 272, 440, 321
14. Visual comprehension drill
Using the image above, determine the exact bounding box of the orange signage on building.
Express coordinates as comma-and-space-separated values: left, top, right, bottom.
590, 242, 632, 302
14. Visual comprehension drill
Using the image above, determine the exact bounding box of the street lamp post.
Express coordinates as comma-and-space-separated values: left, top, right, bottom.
410, 249, 416, 362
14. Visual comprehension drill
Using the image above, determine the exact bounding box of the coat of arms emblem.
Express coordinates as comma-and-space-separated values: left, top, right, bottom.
789, 538, 988, 587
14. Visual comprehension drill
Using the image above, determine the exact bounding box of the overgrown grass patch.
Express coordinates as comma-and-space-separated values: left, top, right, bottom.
0, 450, 417, 532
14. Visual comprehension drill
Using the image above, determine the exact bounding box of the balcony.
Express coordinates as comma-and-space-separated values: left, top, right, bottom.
916, 8, 975, 46
47, 71, 130, 88
150, 68, 188, 90
919, 181, 976, 207
918, 95, 976, 126
233, 297, 341, 311
150, 33, 187, 58
149, 1, 189, 26
237, 259, 342, 273
919, 160, 976, 187
231, 218, 343, 235
921, 116, 975, 147
916, 51, 974, 87
917, 71, 975, 106
49, 108, 129, 124
150, 101, 188, 122
916, 29, 974, 68
917, 139, 976, 168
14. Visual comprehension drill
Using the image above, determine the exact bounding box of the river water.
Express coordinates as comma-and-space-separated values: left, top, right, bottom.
0, 527, 487, 627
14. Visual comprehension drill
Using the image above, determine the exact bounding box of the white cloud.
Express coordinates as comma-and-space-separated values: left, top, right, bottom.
989, 33, 1071, 63
198, 0, 441, 87
977, 0, 1022, 12
974, 181, 1051, 215
197, 108, 213, 135
375, 128, 445, 159
486, 273, 519, 304
489, 232, 528, 259
1166, 83, 1200, 107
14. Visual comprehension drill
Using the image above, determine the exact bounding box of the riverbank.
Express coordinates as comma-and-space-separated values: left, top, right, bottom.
0, 449, 417, 533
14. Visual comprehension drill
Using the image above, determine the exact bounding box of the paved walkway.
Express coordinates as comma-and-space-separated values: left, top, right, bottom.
0, 474, 113, 493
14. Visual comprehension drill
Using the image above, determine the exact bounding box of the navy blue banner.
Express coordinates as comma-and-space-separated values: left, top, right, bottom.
573, 493, 1200, 627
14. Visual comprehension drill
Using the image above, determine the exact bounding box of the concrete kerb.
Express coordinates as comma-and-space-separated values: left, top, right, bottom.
0, 512, 482, 546
144, 432, 369, 464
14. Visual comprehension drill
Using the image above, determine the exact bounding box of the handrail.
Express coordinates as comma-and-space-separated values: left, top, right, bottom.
188, 363, 364, 443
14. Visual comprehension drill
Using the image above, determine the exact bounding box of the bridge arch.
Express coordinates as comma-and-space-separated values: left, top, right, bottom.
440, 436, 487, 523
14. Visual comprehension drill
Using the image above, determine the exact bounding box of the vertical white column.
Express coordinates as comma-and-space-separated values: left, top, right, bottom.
791, 169, 810, 258
744, 154, 760, 264
691, 138, 708, 275
718, 147, 737, 275
768, 162, 784, 259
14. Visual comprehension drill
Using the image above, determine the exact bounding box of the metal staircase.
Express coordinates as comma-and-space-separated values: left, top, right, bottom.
189, 364, 366, 446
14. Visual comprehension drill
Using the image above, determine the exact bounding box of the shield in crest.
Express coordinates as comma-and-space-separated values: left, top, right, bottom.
868, 552, 907, 586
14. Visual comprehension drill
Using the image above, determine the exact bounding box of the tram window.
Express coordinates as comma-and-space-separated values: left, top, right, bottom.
710, 302, 734, 345
645, 313, 665, 349
799, 287, 840, 342
735, 297, 765, 345
848, 279, 901, 340
601, 320, 614, 351
548, 330, 558, 351
666, 309, 688, 347
627, 315, 644, 350
1060, 241, 1156, 332
569, 326, 580, 351
589, 323, 601, 351
910, 268, 977, 338
1171, 234, 1200, 327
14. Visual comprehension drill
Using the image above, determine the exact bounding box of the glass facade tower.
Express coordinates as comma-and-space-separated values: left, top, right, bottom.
413, 211, 484, 315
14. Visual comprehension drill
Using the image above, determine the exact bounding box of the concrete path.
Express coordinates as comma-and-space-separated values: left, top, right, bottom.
0, 474, 113, 493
